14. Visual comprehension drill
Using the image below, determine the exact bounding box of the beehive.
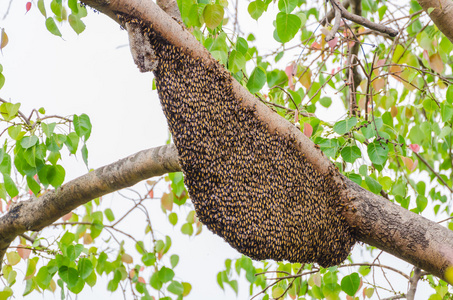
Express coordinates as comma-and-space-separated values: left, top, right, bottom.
118, 15, 356, 267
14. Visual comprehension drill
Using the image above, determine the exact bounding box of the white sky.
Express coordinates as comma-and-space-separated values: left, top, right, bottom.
0, 0, 436, 299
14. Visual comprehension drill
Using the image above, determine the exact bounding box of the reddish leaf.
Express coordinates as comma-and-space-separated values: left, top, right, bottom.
83, 233, 93, 244
17, 245, 31, 259
372, 78, 385, 91
298, 67, 312, 89
138, 277, 146, 283
129, 269, 136, 278
285, 64, 295, 90
391, 106, 398, 118
401, 157, 418, 171
327, 36, 338, 51
148, 189, 154, 198
311, 41, 321, 50
409, 144, 420, 153
161, 192, 173, 211
62, 212, 72, 221
26, 2, 32, 13
429, 52, 444, 74
423, 50, 429, 61
303, 123, 313, 138
122, 253, 133, 264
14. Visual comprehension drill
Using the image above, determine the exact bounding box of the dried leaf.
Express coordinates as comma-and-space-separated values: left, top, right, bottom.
1, 29, 8, 50
429, 52, 444, 74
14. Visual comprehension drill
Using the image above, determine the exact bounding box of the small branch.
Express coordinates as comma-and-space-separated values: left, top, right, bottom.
325, 0, 342, 41
331, 0, 398, 37
406, 267, 422, 300
321, 0, 350, 26
413, 152, 453, 193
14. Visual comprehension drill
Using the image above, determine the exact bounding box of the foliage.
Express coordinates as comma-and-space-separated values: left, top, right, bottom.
0, 0, 453, 299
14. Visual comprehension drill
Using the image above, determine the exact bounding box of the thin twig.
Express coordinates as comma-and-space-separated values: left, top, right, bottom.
413, 152, 453, 193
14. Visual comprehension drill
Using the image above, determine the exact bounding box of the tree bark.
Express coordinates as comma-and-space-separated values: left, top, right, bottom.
416, 0, 453, 44
0, 145, 180, 263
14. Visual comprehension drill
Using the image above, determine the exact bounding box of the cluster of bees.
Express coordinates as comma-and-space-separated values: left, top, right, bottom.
118, 14, 356, 267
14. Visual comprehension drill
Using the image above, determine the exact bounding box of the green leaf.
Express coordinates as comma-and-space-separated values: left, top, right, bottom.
333, 117, 357, 135
0, 73, 4, 90
142, 253, 156, 266
365, 176, 382, 194
45, 17, 62, 37
208, 33, 228, 65
203, 4, 224, 29
82, 144, 88, 166
367, 141, 388, 165
170, 254, 179, 268
51, 0, 63, 19
150, 272, 162, 290
341, 273, 360, 296
168, 281, 184, 295
276, 12, 301, 43
346, 173, 362, 185
90, 220, 103, 239
248, 0, 265, 20
6, 252, 20, 266
341, 146, 361, 163
181, 223, 194, 236
3, 174, 18, 198
0, 153, 11, 175
246, 66, 266, 93
104, 208, 115, 222
416, 195, 427, 213
20, 136, 39, 149
422, 98, 438, 111
78, 258, 94, 280
68, 0, 78, 13
169, 212, 178, 226
36, 266, 52, 289
8, 125, 22, 140
441, 103, 453, 123
278, 0, 298, 13
358, 265, 371, 276
68, 14, 86, 34
447, 85, 453, 104
228, 50, 246, 74
319, 96, 332, 108
38, 0, 46, 17
27, 176, 41, 195
158, 267, 175, 283
46, 164, 65, 188
73, 114, 92, 140
66, 244, 84, 261
0, 102, 20, 121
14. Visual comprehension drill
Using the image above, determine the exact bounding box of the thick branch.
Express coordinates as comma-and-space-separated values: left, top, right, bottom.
331, 0, 398, 36
416, 0, 453, 44
342, 178, 453, 281
0, 144, 180, 261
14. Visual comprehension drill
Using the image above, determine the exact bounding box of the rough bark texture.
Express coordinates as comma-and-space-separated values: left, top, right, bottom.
0, 145, 180, 262
342, 178, 453, 280
416, 0, 453, 43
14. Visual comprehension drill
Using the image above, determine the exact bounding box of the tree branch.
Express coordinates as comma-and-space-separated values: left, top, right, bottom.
416, 0, 453, 43
331, 0, 398, 36
0, 144, 180, 266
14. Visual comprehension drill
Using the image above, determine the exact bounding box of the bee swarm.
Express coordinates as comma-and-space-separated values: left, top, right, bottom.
119, 14, 356, 267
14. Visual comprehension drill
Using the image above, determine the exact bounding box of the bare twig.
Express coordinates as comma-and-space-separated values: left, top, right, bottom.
413, 152, 453, 193
326, 0, 342, 41
406, 267, 422, 300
